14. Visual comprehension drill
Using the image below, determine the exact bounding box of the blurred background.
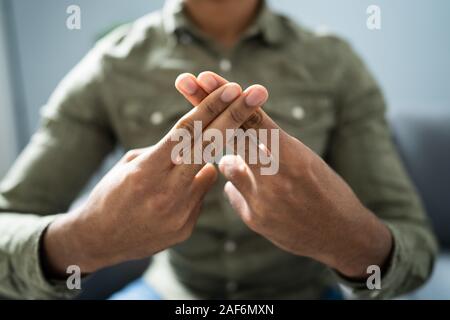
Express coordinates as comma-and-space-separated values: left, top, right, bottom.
0, 0, 449, 299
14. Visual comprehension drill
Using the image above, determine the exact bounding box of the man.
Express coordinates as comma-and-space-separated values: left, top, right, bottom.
0, 0, 437, 299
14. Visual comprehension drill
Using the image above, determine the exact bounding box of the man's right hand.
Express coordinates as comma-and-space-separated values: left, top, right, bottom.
42, 76, 269, 276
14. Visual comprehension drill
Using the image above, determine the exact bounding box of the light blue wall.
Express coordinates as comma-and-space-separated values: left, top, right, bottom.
8, 0, 164, 141
4, 0, 450, 149
270, 0, 450, 114
0, 0, 18, 177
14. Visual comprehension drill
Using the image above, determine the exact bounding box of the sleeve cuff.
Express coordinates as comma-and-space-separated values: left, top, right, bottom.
10, 214, 80, 299
333, 222, 407, 299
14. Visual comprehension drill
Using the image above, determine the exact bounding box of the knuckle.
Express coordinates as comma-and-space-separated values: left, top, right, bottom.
178, 215, 189, 230
123, 150, 138, 162
179, 225, 194, 241
172, 222, 192, 242
202, 99, 219, 117
176, 118, 196, 137
124, 165, 144, 183
201, 140, 218, 158
229, 108, 245, 124
202, 140, 213, 150
243, 110, 263, 129
242, 213, 259, 230
170, 213, 189, 233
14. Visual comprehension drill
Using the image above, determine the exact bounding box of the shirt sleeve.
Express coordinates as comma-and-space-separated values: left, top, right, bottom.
327, 39, 438, 299
0, 28, 128, 299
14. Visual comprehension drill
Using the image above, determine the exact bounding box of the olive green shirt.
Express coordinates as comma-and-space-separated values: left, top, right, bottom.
0, 0, 437, 299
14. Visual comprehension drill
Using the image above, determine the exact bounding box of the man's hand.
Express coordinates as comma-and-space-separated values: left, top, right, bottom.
43, 78, 268, 276
176, 71, 393, 279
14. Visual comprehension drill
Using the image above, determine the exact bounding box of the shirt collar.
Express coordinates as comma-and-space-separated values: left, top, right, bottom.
162, 0, 284, 46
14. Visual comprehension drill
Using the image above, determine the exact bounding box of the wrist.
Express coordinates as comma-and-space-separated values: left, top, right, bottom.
42, 211, 103, 276
333, 212, 393, 279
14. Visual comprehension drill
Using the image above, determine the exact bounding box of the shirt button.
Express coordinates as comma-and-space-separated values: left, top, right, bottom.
292, 105, 305, 120
179, 32, 192, 45
150, 111, 164, 125
224, 240, 237, 253
124, 102, 141, 117
226, 281, 238, 293
219, 59, 232, 72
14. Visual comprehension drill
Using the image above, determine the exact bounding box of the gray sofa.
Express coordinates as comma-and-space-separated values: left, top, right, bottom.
74, 109, 450, 299
390, 110, 450, 248
389, 109, 450, 299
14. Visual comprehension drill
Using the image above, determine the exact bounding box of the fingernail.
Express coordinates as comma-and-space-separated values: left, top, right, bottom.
219, 155, 237, 175
245, 86, 268, 107
198, 73, 218, 92
220, 84, 241, 103
177, 75, 198, 95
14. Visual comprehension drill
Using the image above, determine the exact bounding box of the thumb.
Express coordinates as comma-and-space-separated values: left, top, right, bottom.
219, 155, 256, 198
190, 163, 218, 199
224, 181, 252, 222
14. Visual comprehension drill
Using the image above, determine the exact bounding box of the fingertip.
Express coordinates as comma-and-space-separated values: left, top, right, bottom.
245, 84, 268, 94
226, 82, 243, 94
197, 72, 219, 93
244, 84, 269, 107
220, 82, 243, 103
219, 154, 245, 176
175, 73, 198, 95
196, 162, 218, 184
197, 71, 228, 93
205, 162, 218, 181
223, 180, 234, 195
218, 154, 236, 170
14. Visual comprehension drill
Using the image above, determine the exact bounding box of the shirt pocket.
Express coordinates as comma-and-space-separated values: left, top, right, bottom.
263, 88, 336, 155
118, 98, 191, 148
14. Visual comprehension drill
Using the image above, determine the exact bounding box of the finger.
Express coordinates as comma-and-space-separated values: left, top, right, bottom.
172, 84, 270, 179
177, 71, 283, 144
153, 82, 242, 165
172, 84, 269, 174
175, 73, 208, 106
202, 85, 268, 149
219, 155, 256, 198
172, 82, 242, 141
196, 73, 287, 144
175, 72, 228, 108
224, 181, 252, 222
184, 85, 269, 174
197, 71, 228, 94
226, 129, 264, 168
190, 163, 218, 197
